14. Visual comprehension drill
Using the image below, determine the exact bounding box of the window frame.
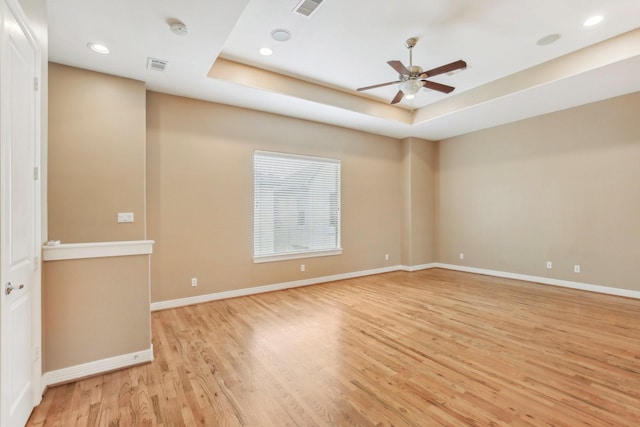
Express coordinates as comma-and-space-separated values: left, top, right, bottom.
253, 150, 342, 264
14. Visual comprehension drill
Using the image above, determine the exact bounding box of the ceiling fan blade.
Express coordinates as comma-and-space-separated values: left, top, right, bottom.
387, 60, 410, 76
421, 60, 467, 78
356, 80, 402, 91
422, 80, 455, 94
390, 90, 405, 104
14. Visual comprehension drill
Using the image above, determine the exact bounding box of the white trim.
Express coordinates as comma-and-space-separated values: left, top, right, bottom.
255, 149, 340, 165
42, 346, 154, 387
400, 263, 438, 272
42, 240, 154, 261
253, 248, 342, 263
433, 263, 640, 299
151, 265, 401, 311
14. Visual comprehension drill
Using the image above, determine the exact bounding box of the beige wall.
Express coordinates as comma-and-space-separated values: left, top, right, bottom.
48, 63, 146, 243
45, 64, 150, 373
437, 92, 640, 291
147, 92, 403, 302
43, 256, 151, 371
47, 63, 639, 329
401, 138, 437, 266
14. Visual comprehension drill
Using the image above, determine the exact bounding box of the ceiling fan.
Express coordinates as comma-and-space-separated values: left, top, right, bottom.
357, 38, 467, 104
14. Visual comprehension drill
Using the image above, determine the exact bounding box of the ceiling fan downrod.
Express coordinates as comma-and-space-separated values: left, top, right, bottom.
406, 37, 417, 70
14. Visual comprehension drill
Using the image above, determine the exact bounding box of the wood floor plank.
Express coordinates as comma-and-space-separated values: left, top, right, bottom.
28, 269, 640, 426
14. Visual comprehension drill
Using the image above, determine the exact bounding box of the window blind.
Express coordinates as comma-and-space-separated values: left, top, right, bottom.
253, 150, 341, 261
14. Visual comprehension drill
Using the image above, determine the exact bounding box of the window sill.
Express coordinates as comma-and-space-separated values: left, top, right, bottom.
253, 248, 342, 264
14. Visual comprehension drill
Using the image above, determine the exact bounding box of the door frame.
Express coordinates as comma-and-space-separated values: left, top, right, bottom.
0, 0, 43, 422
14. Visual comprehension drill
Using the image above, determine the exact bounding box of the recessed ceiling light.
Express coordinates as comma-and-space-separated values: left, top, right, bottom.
584, 15, 604, 27
271, 29, 291, 42
259, 47, 273, 56
405, 94, 415, 100
87, 43, 110, 54
536, 33, 561, 46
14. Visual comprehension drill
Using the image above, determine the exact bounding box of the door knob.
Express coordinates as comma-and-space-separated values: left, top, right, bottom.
5, 282, 24, 295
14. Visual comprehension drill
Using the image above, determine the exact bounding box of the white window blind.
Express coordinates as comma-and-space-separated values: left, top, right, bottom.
254, 150, 341, 262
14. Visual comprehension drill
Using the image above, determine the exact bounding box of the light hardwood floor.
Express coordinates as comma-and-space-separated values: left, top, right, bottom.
28, 269, 640, 426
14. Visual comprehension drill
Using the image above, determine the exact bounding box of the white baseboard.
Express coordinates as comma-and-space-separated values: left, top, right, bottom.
151, 265, 402, 311
42, 346, 154, 387
400, 263, 438, 272
434, 263, 640, 299
151, 262, 640, 312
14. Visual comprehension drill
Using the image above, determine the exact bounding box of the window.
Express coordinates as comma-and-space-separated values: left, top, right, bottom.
254, 150, 341, 262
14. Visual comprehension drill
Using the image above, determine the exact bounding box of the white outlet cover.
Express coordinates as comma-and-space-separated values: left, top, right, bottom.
117, 212, 134, 223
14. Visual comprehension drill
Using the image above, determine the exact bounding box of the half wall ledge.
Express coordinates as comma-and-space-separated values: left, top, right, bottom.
42, 240, 154, 261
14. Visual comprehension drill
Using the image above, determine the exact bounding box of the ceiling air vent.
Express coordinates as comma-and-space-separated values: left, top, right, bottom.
147, 57, 168, 72
293, 0, 324, 17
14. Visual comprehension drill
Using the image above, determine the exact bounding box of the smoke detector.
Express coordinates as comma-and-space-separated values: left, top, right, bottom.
271, 29, 291, 42
170, 22, 188, 36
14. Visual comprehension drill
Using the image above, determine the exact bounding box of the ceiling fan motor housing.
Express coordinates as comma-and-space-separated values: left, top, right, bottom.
406, 65, 423, 79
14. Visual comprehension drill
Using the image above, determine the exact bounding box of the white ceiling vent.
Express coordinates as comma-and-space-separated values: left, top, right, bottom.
293, 0, 324, 17
147, 57, 168, 72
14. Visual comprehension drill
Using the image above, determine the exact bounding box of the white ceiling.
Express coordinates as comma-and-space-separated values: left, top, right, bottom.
48, 0, 640, 140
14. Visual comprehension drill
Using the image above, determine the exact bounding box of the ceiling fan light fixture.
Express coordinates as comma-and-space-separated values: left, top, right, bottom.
356, 38, 465, 104
400, 79, 423, 96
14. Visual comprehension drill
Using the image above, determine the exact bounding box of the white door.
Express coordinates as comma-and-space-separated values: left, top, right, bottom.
0, 0, 40, 426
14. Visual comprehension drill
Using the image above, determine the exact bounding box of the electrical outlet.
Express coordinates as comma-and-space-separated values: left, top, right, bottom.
300, 264, 305, 272
385, 254, 389, 261
191, 277, 198, 287
117, 212, 134, 223
574, 265, 581, 273
459, 253, 464, 260
546, 261, 552, 269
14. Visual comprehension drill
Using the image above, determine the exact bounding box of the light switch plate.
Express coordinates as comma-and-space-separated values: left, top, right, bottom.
117, 212, 134, 223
